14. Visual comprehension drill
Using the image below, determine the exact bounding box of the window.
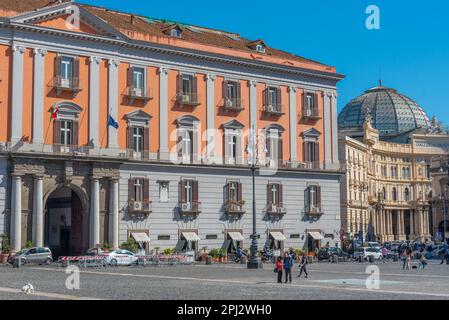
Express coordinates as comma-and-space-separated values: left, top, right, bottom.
132, 67, 144, 92
303, 92, 318, 117
268, 87, 278, 106
179, 179, 199, 212
392, 187, 397, 201
133, 127, 144, 152
303, 141, 319, 166
159, 181, 169, 202
268, 183, 282, 205
125, 110, 151, 158
54, 56, 80, 91
182, 130, 193, 162
255, 44, 265, 53
382, 187, 387, 200
266, 128, 283, 167
228, 134, 237, 163
60, 56, 74, 85
306, 185, 321, 213
263, 87, 281, 113
60, 120, 73, 145
170, 28, 181, 38
135, 179, 143, 202
182, 75, 192, 94
128, 178, 150, 212
404, 188, 410, 201
226, 82, 237, 100
177, 74, 198, 105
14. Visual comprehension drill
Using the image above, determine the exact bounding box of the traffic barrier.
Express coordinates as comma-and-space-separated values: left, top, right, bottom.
57, 255, 107, 268
135, 254, 191, 266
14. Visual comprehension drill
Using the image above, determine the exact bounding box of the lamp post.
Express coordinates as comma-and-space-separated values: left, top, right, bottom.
245, 126, 267, 269
359, 183, 368, 245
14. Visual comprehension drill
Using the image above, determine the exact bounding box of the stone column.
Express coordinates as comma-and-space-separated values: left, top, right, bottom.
11, 45, 26, 145
109, 178, 119, 250
249, 80, 258, 134
32, 48, 47, 147
205, 74, 216, 163
379, 209, 384, 239
10, 174, 22, 252
330, 92, 339, 166
89, 56, 101, 149
410, 210, 415, 237
288, 86, 297, 163
90, 177, 100, 248
323, 91, 332, 168
32, 175, 44, 247
158, 67, 169, 161
108, 59, 120, 150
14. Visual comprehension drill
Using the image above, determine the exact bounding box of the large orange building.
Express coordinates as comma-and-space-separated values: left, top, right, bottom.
0, 0, 344, 257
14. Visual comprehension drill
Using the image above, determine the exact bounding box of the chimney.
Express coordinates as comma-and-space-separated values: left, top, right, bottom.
130, 15, 136, 25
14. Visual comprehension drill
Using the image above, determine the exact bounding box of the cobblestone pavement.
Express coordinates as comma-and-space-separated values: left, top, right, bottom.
0, 260, 448, 300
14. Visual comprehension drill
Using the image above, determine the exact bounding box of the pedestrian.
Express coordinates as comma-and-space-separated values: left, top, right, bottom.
406, 247, 413, 270
297, 253, 308, 279
440, 244, 447, 265
381, 247, 388, 263
283, 252, 292, 283
401, 249, 407, 270
419, 253, 428, 269
275, 256, 283, 283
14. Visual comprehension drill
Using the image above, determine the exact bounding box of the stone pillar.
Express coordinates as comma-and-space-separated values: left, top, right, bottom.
32, 175, 44, 247
410, 210, 415, 237
10, 174, 22, 252
379, 209, 384, 240
108, 59, 120, 150
32, 48, 47, 147
89, 56, 101, 149
288, 86, 297, 163
205, 74, 216, 163
11, 45, 26, 145
90, 177, 100, 248
323, 91, 332, 168
109, 178, 119, 250
158, 67, 169, 160
249, 81, 257, 134
330, 92, 339, 165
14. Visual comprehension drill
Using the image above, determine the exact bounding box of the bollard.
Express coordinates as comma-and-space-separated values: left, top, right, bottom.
12, 258, 21, 268
240, 256, 247, 264
368, 255, 375, 263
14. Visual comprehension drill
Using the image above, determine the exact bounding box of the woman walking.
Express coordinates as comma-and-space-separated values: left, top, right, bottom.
275, 256, 283, 283
297, 253, 308, 279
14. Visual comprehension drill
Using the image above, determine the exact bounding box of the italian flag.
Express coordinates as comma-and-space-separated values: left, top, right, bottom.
50, 106, 59, 122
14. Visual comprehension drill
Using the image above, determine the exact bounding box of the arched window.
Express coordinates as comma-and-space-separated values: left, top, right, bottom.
404, 188, 410, 201
382, 187, 387, 200
392, 187, 397, 201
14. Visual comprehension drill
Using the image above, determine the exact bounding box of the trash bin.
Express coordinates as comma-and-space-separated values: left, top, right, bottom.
206, 256, 212, 265
368, 255, 375, 263
12, 258, 21, 268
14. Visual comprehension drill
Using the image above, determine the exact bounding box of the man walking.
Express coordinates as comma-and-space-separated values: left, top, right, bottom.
283, 252, 292, 283
297, 253, 308, 279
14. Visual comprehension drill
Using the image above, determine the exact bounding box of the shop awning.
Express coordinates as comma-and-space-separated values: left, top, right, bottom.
269, 231, 287, 241
227, 232, 245, 241
308, 232, 324, 240
181, 232, 201, 242
131, 232, 151, 242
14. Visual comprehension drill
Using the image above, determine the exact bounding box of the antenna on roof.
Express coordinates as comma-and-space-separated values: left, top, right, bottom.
379, 79, 383, 87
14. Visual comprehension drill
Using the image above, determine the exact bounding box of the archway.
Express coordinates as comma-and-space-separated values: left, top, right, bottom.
438, 220, 449, 242
44, 186, 86, 258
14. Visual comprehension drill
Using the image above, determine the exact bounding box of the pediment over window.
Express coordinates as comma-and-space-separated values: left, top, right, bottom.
54, 101, 82, 118
162, 24, 183, 38
125, 110, 151, 123
176, 115, 199, 127
265, 124, 285, 133
301, 128, 321, 138
221, 119, 244, 130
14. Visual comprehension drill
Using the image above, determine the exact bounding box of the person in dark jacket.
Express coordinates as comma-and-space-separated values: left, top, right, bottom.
283, 252, 293, 283
297, 253, 308, 278
275, 256, 283, 283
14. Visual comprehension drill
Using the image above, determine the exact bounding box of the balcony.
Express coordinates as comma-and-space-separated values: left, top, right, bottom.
178, 201, 201, 216
128, 200, 152, 214
126, 86, 153, 102
53, 76, 81, 95
222, 98, 244, 112
299, 161, 322, 170
305, 206, 323, 217
124, 149, 150, 160
266, 203, 286, 216
224, 201, 245, 215
301, 108, 321, 121
263, 103, 284, 116
176, 92, 201, 107
52, 144, 90, 156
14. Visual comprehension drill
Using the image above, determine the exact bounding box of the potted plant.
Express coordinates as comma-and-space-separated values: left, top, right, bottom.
119, 237, 138, 253
154, 246, 160, 255
200, 246, 208, 262
25, 240, 33, 249
103, 241, 111, 253
0, 235, 11, 264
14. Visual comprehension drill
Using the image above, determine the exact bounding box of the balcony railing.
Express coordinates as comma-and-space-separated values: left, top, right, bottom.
266, 202, 286, 215
263, 103, 284, 116
124, 149, 150, 160
52, 144, 90, 156
305, 206, 323, 217
53, 76, 81, 93
176, 92, 201, 106
178, 201, 201, 215
126, 86, 153, 102
299, 161, 321, 170
129, 200, 152, 214
222, 98, 244, 112
224, 201, 245, 214
301, 108, 321, 120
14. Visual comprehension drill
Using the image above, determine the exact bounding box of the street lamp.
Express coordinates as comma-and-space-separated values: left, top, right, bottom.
245, 126, 267, 269
359, 183, 369, 245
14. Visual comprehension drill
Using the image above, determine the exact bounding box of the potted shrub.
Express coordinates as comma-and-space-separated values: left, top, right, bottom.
25, 240, 33, 249
0, 235, 11, 264
119, 237, 138, 253
200, 246, 208, 262
103, 241, 111, 253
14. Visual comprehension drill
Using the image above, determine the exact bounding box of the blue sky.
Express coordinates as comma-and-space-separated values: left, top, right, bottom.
80, 0, 449, 125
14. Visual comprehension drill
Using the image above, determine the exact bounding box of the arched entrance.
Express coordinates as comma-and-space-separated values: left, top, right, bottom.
438, 220, 449, 242
44, 186, 86, 258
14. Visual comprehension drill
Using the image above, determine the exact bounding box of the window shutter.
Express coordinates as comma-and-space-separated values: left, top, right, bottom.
53, 119, 61, 145
143, 179, 149, 202
314, 142, 320, 165
276, 88, 281, 107
279, 184, 283, 204
267, 183, 272, 204
303, 141, 309, 163
306, 187, 311, 211
278, 137, 283, 164
72, 120, 78, 146
128, 66, 134, 87
191, 75, 197, 95
192, 180, 199, 202
263, 88, 268, 106
266, 135, 271, 158
73, 58, 80, 88
127, 126, 133, 150
180, 180, 186, 203
225, 183, 230, 202
314, 93, 319, 116
128, 178, 136, 202
177, 74, 182, 93
54, 56, 62, 78
302, 92, 307, 115
316, 186, 321, 210
222, 81, 228, 99
237, 182, 242, 202
236, 82, 242, 107
143, 127, 149, 151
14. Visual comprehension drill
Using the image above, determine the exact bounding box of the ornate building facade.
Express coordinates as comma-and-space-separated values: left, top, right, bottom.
0, 1, 344, 256
338, 85, 449, 243
429, 157, 449, 243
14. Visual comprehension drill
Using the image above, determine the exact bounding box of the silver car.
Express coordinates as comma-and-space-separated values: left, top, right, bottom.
9, 247, 53, 265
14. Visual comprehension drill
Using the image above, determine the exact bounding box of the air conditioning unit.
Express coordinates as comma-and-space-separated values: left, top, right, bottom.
226, 99, 234, 108
131, 87, 143, 97
182, 94, 190, 103
267, 105, 274, 112
134, 201, 142, 211
181, 203, 191, 211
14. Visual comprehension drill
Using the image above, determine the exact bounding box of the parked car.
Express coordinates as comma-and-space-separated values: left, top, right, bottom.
389, 241, 403, 252
9, 247, 53, 265
317, 247, 349, 261
366, 242, 381, 251
353, 247, 383, 261
105, 249, 138, 266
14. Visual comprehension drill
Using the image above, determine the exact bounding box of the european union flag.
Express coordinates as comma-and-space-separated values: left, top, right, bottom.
108, 115, 119, 129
